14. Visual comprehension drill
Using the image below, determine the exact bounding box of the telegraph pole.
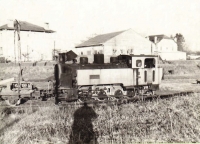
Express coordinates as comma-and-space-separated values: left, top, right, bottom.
14, 19, 21, 98
54, 40, 55, 60
14, 30, 16, 64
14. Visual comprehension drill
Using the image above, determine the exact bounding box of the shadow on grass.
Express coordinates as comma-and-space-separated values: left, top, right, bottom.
69, 102, 98, 144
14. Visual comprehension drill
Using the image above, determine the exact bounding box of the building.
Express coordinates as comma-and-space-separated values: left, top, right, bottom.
75, 29, 155, 63
0, 20, 55, 62
147, 35, 186, 60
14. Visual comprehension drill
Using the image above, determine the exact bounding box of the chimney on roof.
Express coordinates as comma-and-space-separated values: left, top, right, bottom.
154, 36, 157, 44
43, 22, 49, 30
7, 20, 13, 28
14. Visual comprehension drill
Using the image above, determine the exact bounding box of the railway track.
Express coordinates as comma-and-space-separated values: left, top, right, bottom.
0, 90, 195, 108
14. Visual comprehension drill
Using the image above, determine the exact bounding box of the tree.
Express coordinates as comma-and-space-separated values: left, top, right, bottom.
22, 53, 30, 61
174, 33, 188, 52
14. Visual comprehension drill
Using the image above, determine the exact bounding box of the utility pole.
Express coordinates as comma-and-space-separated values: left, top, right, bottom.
14, 19, 21, 98
14, 26, 16, 64
54, 40, 55, 60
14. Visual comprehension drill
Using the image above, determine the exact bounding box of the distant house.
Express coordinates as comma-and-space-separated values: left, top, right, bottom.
75, 29, 155, 63
187, 54, 200, 60
147, 34, 186, 60
0, 20, 55, 62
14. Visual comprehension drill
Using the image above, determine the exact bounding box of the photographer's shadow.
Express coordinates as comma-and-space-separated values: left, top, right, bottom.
69, 102, 98, 144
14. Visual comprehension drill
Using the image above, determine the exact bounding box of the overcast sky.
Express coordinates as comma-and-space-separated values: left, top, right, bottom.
0, 0, 199, 51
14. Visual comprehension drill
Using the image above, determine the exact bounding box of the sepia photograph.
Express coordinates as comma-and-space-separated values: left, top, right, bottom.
0, 0, 200, 143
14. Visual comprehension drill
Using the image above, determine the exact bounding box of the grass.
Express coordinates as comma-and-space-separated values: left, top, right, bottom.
1, 93, 200, 143
1, 60, 200, 143
0, 64, 54, 80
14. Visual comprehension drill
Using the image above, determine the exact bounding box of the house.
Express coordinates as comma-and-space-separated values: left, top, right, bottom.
147, 34, 186, 60
75, 29, 155, 63
0, 20, 55, 62
187, 54, 200, 60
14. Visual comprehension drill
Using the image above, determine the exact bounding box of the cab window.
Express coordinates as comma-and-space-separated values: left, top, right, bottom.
144, 58, 155, 68
136, 60, 142, 67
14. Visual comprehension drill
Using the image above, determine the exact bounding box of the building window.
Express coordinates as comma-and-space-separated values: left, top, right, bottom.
87, 51, 91, 55
81, 52, 83, 55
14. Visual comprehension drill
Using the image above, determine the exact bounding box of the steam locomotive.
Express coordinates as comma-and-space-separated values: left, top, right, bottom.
54, 51, 163, 103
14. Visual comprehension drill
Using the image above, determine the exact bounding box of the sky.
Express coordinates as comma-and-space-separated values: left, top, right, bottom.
0, 0, 200, 51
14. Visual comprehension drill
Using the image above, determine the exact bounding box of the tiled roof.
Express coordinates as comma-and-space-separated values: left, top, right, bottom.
0, 21, 55, 33
75, 30, 125, 48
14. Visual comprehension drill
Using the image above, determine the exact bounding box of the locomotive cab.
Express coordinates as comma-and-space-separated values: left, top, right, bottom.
130, 55, 163, 90
131, 55, 157, 69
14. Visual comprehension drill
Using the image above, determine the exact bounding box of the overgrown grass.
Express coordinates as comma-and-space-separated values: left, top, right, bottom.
1, 93, 200, 143
0, 65, 54, 80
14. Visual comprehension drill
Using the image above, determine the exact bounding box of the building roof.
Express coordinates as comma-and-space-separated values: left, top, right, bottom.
75, 30, 125, 48
147, 34, 173, 43
0, 21, 55, 33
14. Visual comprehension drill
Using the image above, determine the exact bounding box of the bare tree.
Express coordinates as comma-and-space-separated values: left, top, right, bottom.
22, 53, 30, 61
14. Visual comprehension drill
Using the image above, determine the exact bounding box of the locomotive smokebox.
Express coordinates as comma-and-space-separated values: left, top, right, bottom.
94, 54, 104, 64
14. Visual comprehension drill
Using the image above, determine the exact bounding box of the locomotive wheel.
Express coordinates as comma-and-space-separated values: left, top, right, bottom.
97, 89, 107, 101
114, 89, 123, 96
98, 89, 107, 96
127, 90, 135, 97
121, 98, 128, 104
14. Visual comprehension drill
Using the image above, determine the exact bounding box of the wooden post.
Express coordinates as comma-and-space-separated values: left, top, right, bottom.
14, 19, 21, 99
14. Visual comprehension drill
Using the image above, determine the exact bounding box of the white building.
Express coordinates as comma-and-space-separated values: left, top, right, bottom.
75, 29, 155, 63
147, 35, 186, 60
0, 20, 55, 62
